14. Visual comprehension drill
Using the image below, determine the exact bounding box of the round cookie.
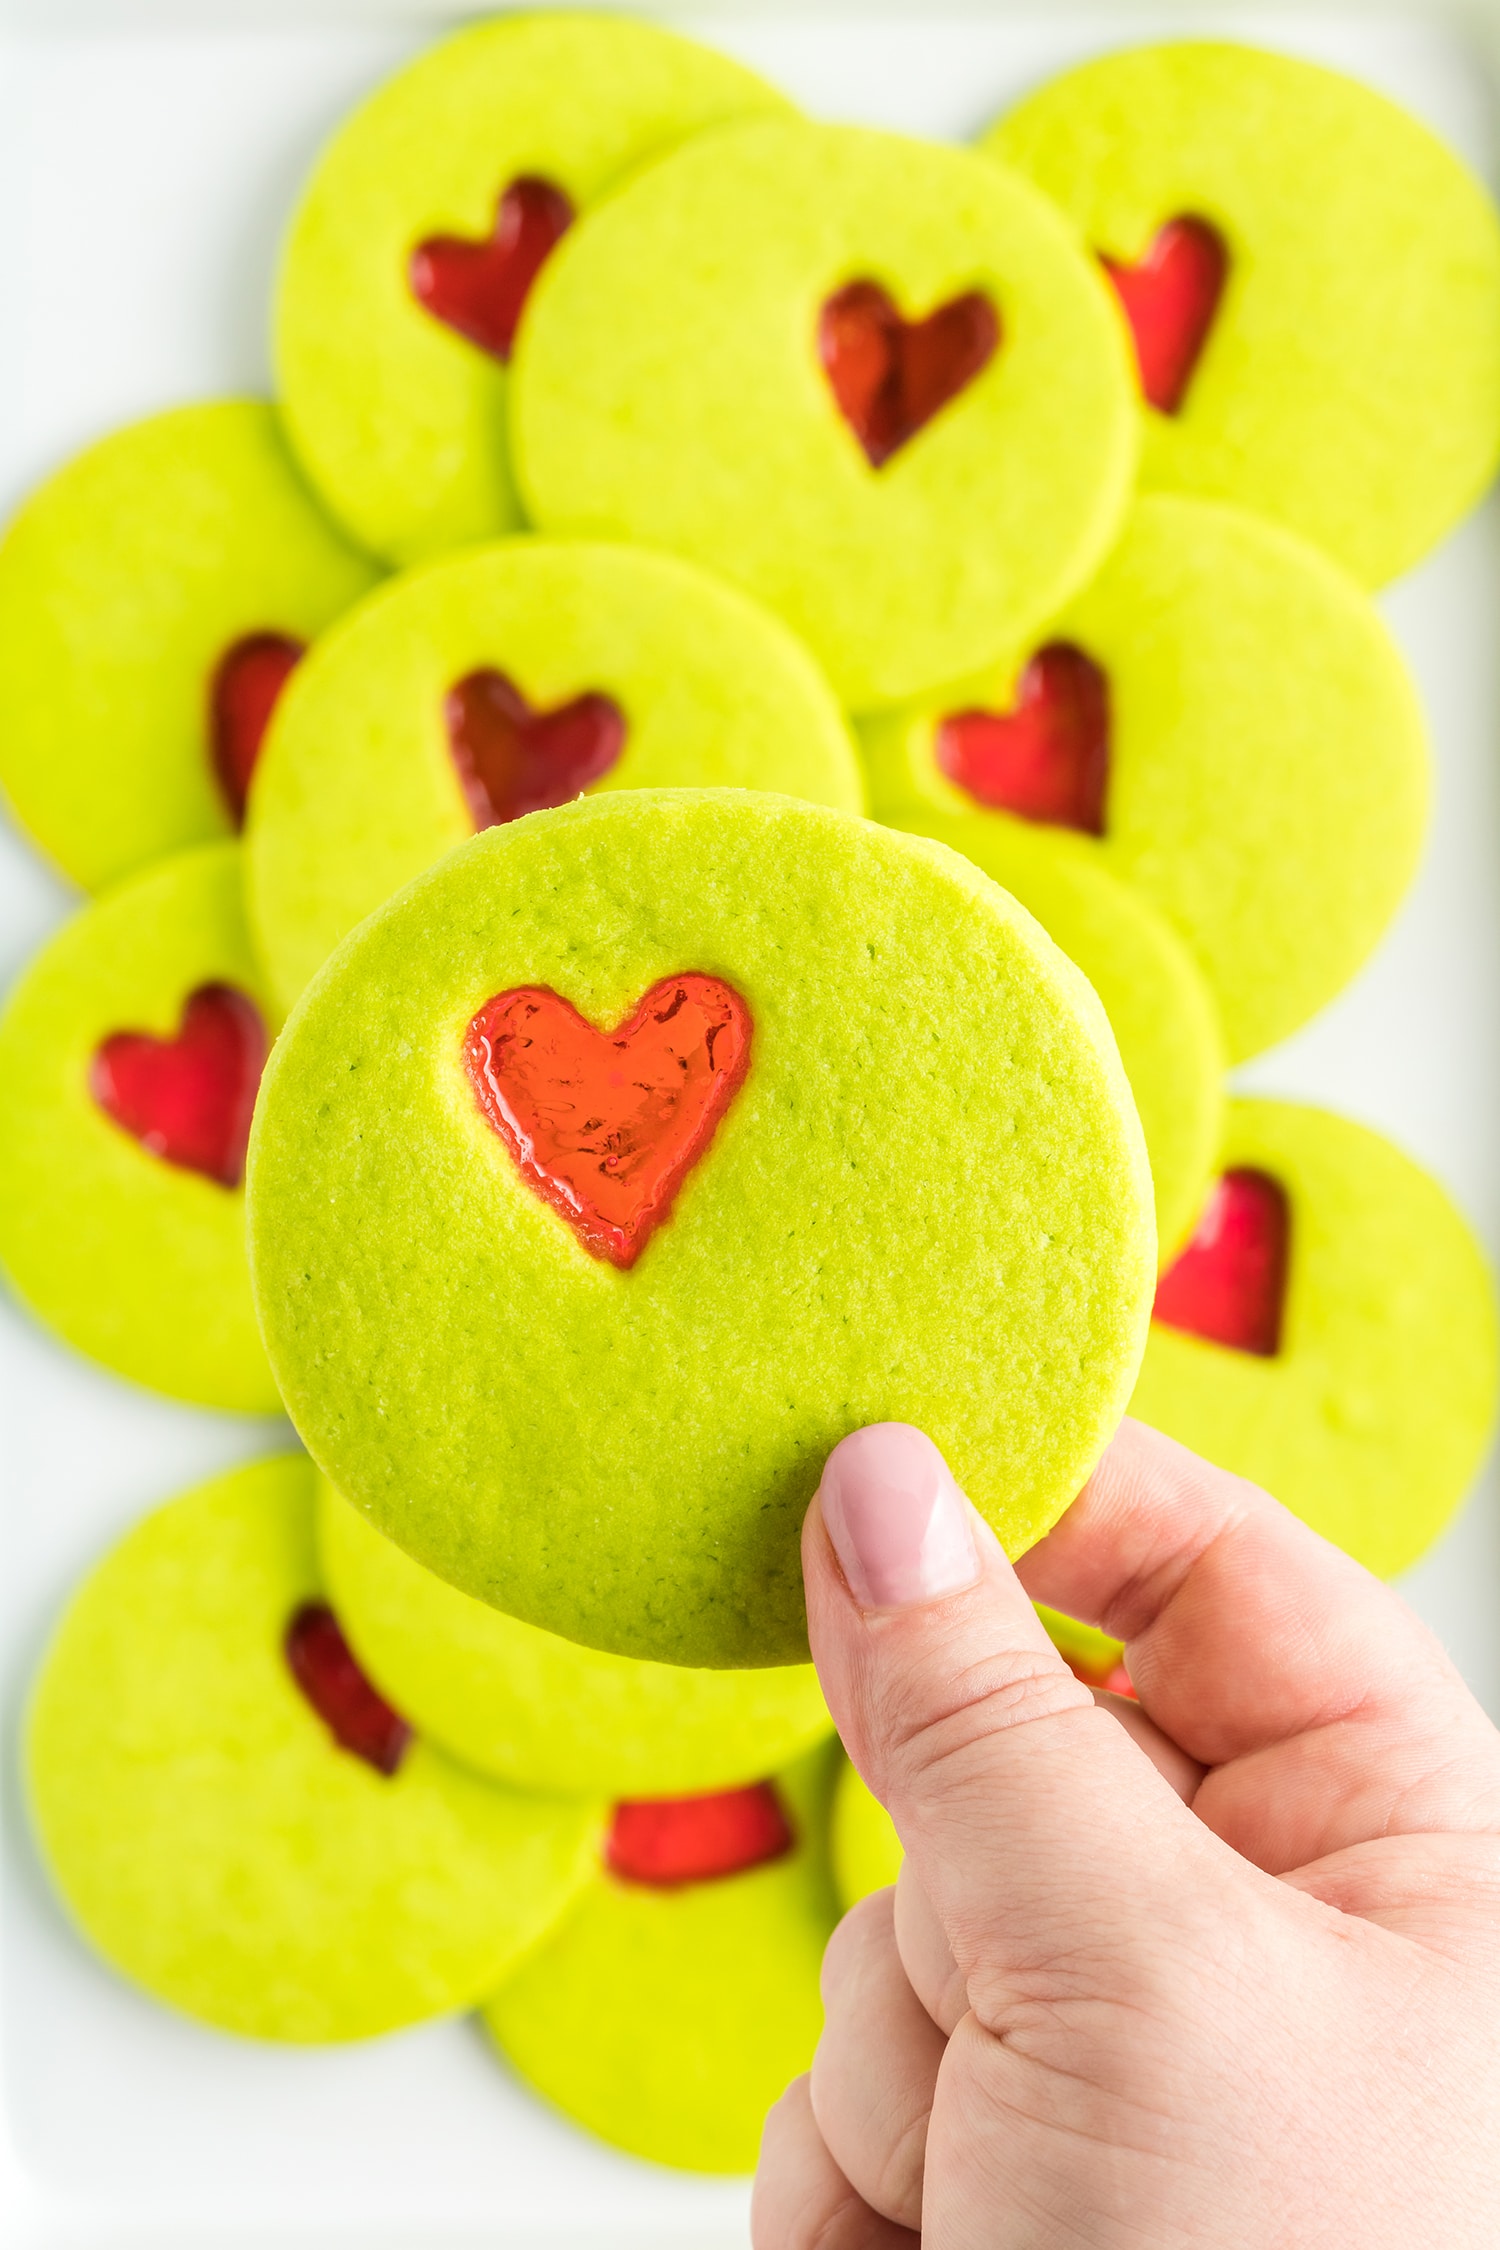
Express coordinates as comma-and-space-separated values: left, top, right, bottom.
25, 1457, 602, 2043
248, 790, 1156, 1668
275, 14, 787, 565
317, 1474, 832, 1797
512, 119, 1138, 709
0, 843, 281, 1411
1132, 1100, 1498, 1578
877, 808, 1222, 1260
861, 496, 1427, 1063
245, 538, 863, 1011
986, 40, 1500, 586
484, 1746, 837, 2171
0, 401, 379, 892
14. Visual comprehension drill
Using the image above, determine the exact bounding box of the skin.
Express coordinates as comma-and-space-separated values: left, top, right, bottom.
752, 1417, 1500, 2247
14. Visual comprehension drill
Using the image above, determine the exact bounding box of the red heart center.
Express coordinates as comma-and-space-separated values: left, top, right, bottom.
284, 1602, 411, 1776
446, 669, 626, 829
90, 983, 268, 1190
935, 642, 1109, 835
464, 974, 752, 1270
606, 1782, 794, 1887
1153, 1168, 1289, 1358
1102, 216, 1228, 416
210, 631, 305, 826
409, 175, 575, 362
819, 279, 1000, 468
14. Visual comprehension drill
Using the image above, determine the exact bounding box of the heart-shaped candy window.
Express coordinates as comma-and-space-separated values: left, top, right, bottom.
210, 631, 305, 826
446, 669, 625, 829
1153, 1168, 1289, 1358
606, 1782, 793, 1886
1102, 216, 1228, 417
90, 984, 268, 1189
935, 642, 1109, 835
285, 1602, 411, 1775
819, 279, 999, 467
410, 176, 575, 362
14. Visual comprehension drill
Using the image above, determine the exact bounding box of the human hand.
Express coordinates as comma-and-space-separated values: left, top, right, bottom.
752, 1417, 1500, 2247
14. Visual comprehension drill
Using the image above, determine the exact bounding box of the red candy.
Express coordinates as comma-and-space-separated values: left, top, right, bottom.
446, 669, 625, 829
1066, 1652, 1137, 1701
209, 631, 305, 826
465, 975, 751, 1269
819, 279, 999, 467
606, 1782, 794, 1887
284, 1602, 412, 1776
1153, 1168, 1290, 1358
1102, 216, 1228, 416
90, 984, 268, 1189
410, 176, 575, 362
935, 642, 1109, 835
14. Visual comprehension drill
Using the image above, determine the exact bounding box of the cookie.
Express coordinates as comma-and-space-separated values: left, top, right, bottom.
987, 40, 1500, 584
483, 1745, 837, 2171
276, 14, 786, 564
1133, 1100, 1498, 1577
861, 496, 1427, 1062
247, 790, 1155, 1667
24, 1457, 602, 2042
0, 843, 280, 1410
512, 118, 1137, 708
245, 538, 861, 1010
0, 401, 378, 891
317, 1473, 831, 1798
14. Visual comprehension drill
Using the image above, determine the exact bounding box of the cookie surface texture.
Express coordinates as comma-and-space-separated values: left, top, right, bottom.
248, 791, 1155, 1667
275, 14, 786, 565
512, 119, 1137, 708
24, 1457, 602, 2042
876, 809, 1222, 1261
987, 40, 1500, 584
483, 1746, 837, 2171
1132, 1100, 1498, 1578
246, 538, 862, 1010
0, 843, 281, 1410
0, 401, 378, 892
317, 1475, 832, 1796
861, 497, 1427, 1062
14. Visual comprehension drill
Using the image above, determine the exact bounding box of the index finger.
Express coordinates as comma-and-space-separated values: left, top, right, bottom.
1017, 1418, 1500, 1869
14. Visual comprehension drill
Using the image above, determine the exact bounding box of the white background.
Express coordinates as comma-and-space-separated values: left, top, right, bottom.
2, 8, 1499, 2245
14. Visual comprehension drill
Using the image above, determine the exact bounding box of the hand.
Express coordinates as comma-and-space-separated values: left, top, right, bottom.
752, 1417, 1500, 2248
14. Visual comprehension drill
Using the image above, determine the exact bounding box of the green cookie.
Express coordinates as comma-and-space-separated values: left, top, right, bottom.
876, 809, 1222, 1261
0, 843, 280, 1411
317, 1474, 832, 1797
0, 401, 378, 893
512, 119, 1137, 709
248, 790, 1155, 1668
483, 1745, 838, 2172
275, 14, 787, 565
246, 538, 862, 1011
987, 40, 1500, 586
25, 1457, 602, 2043
1132, 1100, 1498, 1578
862, 497, 1427, 1063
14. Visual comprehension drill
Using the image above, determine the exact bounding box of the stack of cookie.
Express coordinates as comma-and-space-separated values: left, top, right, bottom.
2, 15, 1498, 2176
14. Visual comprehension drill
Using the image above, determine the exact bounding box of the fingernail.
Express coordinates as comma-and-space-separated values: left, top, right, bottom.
819, 1423, 980, 1610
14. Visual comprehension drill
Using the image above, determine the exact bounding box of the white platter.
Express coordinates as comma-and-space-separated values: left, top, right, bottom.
3, 6, 1500, 2244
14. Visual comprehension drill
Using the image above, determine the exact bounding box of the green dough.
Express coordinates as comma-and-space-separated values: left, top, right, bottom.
861, 497, 1427, 1062
317, 1474, 832, 1797
987, 40, 1500, 586
875, 808, 1222, 1261
275, 14, 787, 565
483, 1744, 838, 2172
829, 1757, 902, 1911
246, 538, 863, 1011
0, 401, 378, 893
25, 1457, 602, 2043
248, 790, 1155, 1668
0, 843, 280, 1411
1132, 1100, 1499, 1578
512, 119, 1137, 709
829, 1605, 1127, 1910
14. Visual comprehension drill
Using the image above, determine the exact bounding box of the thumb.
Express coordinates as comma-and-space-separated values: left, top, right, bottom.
808, 1423, 1223, 1994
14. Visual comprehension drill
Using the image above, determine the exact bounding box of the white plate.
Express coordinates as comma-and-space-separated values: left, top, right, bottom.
3, 7, 1499, 2244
